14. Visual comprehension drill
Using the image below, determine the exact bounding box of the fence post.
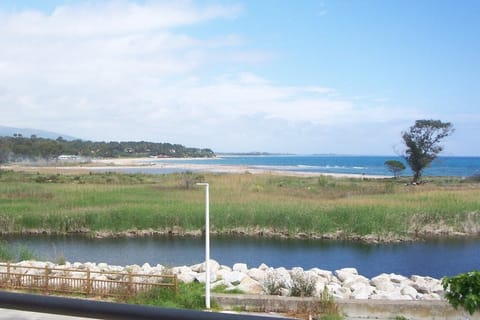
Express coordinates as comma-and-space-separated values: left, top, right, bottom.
44, 266, 49, 294
174, 274, 178, 296
86, 269, 91, 296
7, 262, 11, 289
128, 271, 133, 297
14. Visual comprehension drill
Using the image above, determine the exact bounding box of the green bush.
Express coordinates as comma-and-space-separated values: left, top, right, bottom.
442, 271, 480, 315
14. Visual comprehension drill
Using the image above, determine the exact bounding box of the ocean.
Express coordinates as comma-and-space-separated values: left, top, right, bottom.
150, 155, 480, 177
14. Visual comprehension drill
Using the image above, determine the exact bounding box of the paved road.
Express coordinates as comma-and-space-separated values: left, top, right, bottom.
0, 308, 98, 320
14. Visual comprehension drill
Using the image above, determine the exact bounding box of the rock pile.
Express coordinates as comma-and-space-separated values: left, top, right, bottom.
173, 260, 444, 300
3, 260, 445, 300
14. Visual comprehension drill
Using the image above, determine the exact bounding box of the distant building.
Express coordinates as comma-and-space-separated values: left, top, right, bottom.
57, 155, 89, 163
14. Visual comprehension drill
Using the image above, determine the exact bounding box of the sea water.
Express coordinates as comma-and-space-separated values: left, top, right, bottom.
146, 155, 480, 177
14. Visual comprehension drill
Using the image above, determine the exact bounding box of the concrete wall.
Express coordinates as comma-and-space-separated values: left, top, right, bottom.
212, 293, 479, 320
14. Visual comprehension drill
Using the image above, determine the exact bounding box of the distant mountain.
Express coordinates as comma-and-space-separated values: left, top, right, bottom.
0, 125, 78, 141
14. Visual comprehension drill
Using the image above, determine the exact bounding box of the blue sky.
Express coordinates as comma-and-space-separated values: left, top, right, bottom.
0, 0, 478, 155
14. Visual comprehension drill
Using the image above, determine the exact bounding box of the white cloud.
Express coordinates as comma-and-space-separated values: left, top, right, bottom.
1, 1, 469, 155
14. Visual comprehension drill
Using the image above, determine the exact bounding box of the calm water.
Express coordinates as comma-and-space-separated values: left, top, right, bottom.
127, 155, 480, 177
4, 235, 479, 279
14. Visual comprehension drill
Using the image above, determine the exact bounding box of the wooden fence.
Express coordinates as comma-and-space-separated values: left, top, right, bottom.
0, 262, 178, 298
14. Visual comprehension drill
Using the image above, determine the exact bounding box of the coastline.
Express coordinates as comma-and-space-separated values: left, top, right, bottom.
2, 156, 390, 179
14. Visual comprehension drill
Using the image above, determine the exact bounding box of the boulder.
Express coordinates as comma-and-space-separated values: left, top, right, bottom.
343, 275, 370, 289
141, 263, 152, 273
314, 278, 329, 297
247, 268, 266, 282
349, 283, 374, 299
177, 272, 196, 284
371, 274, 396, 292
236, 276, 263, 294
410, 275, 441, 294
232, 263, 248, 273
327, 283, 350, 299
172, 266, 192, 275
191, 260, 220, 274
335, 268, 358, 282
195, 271, 217, 283
258, 263, 269, 270
222, 270, 246, 285
389, 273, 408, 284
309, 268, 333, 282
419, 293, 442, 300
401, 285, 420, 300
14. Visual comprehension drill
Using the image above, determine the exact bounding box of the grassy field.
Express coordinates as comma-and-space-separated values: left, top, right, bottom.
0, 170, 479, 240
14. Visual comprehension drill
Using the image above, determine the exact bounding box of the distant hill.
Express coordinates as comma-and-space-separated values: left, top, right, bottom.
0, 125, 78, 140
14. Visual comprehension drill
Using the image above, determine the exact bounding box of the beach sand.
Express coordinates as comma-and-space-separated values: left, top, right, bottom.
2, 157, 389, 179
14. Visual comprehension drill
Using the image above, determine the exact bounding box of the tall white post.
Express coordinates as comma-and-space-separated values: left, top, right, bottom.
196, 183, 210, 309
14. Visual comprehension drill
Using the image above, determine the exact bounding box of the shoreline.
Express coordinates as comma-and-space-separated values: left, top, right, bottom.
1, 157, 391, 179
3, 227, 478, 243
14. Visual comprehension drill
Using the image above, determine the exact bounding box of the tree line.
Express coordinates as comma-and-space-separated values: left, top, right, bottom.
0, 135, 215, 163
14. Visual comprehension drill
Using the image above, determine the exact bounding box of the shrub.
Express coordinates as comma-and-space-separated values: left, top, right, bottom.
0, 241, 15, 261
290, 270, 316, 297
442, 271, 480, 315
263, 270, 287, 295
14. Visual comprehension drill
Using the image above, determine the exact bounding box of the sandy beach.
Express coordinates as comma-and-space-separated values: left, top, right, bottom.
2, 157, 389, 179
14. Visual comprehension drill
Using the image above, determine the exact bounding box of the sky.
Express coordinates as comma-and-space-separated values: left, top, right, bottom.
0, 0, 479, 155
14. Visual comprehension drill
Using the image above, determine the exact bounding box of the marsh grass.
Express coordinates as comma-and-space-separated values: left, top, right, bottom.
0, 171, 479, 237
0, 240, 37, 262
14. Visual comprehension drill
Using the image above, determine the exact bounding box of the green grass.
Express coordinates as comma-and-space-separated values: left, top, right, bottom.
0, 240, 37, 262
0, 170, 479, 238
128, 282, 211, 310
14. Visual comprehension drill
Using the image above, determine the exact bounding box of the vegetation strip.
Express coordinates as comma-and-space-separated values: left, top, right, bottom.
0, 170, 479, 241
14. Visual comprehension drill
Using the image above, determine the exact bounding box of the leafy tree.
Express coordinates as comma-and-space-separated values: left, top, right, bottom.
384, 160, 406, 178
402, 119, 454, 183
442, 271, 480, 315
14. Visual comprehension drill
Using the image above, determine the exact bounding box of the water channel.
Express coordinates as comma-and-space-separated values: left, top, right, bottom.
3, 235, 479, 279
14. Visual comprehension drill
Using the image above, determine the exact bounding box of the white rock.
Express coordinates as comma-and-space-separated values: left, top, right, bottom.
177, 272, 196, 283
192, 259, 220, 273
343, 275, 370, 289
258, 263, 269, 270
420, 293, 442, 300
232, 263, 248, 273
371, 274, 396, 292
410, 275, 440, 294
279, 288, 290, 296
401, 285, 419, 299
247, 268, 266, 282
291, 267, 304, 274
237, 276, 263, 294
314, 278, 329, 296
327, 283, 350, 299
141, 263, 152, 272
220, 265, 232, 272
309, 268, 333, 282
195, 271, 217, 283
350, 284, 374, 299
335, 268, 358, 282
126, 264, 141, 273
223, 271, 246, 284
98, 262, 109, 270
390, 273, 408, 284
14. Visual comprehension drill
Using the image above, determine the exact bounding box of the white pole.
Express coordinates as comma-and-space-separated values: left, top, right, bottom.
196, 183, 210, 309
